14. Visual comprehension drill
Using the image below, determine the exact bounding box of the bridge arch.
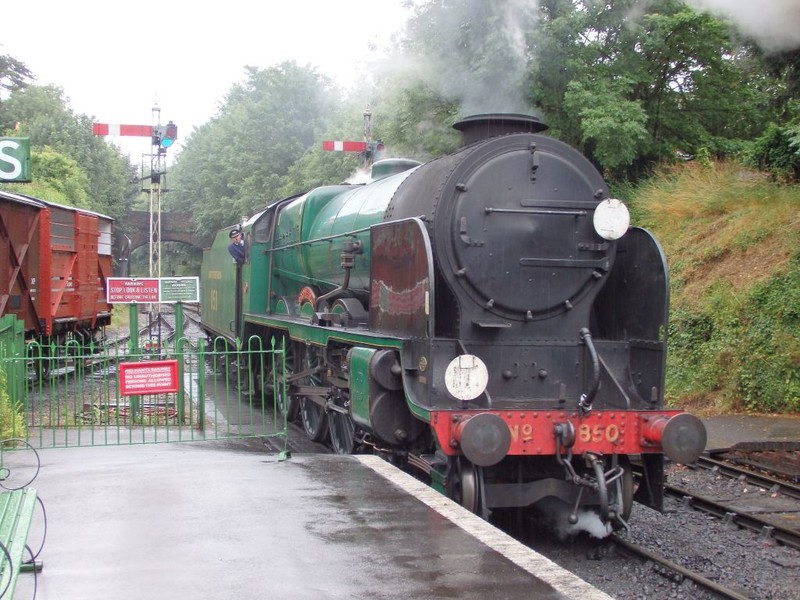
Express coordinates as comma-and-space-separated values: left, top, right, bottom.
113, 211, 211, 276
123, 210, 209, 252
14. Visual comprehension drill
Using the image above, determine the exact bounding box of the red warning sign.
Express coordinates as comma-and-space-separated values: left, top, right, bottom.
119, 360, 179, 396
107, 278, 160, 303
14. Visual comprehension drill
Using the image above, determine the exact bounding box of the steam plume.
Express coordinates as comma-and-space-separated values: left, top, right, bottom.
685, 0, 800, 52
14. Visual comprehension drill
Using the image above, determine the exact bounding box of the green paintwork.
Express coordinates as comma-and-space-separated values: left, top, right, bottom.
0, 488, 38, 595
347, 346, 374, 427
268, 171, 416, 306
200, 228, 240, 340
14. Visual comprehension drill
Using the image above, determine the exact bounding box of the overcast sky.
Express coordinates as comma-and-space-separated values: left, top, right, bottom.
5, 0, 800, 161
2, 0, 413, 157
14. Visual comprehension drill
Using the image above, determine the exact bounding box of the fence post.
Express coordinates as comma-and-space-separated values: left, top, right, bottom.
175, 302, 185, 425
197, 341, 205, 431
128, 304, 140, 420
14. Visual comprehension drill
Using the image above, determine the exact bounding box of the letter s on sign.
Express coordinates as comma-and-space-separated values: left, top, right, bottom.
0, 140, 22, 180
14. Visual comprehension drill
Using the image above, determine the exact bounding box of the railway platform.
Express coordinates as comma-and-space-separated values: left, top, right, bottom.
10, 440, 613, 600
8, 414, 798, 599
702, 414, 800, 451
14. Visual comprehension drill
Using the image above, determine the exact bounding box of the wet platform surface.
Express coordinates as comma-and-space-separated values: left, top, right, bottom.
8, 414, 799, 599
702, 414, 800, 451
10, 441, 612, 600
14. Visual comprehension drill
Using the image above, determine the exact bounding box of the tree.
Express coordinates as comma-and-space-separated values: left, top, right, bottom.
370, 0, 538, 157
0, 84, 135, 219
530, 0, 776, 179
2, 146, 91, 207
167, 62, 342, 237
743, 50, 800, 181
0, 54, 34, 101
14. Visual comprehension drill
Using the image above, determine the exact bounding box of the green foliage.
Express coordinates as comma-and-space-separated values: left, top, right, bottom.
737, 264, 800, 411
746, 118, 800, 182
12, 147, 91, 207
0, 368, 25, 440
0, 85, 135, 219
373, 81, 461, 159
167, 62, 343, 238
530, 0, 776, 180
667, 262, 800, 413
563, 79, 649, 170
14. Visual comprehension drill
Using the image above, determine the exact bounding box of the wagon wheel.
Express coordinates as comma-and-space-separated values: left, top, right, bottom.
33, 340, 68, 382
274, 338, 300, 422
298, 345, 329, 443
32, 345, 52, 381
327, 398, 355, 454
447, 455, 483, 515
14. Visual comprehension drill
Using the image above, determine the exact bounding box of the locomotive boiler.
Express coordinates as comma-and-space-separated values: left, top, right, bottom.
201, 113, 707, 532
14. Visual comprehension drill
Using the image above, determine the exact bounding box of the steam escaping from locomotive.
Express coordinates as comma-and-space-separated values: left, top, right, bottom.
685, 0, 800, 52
372, 1, 540, 118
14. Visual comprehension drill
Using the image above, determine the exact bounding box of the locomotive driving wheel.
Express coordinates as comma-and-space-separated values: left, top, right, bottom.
298, 345, 329, 443
274, 338, 300, 422
247, 349, 264, 403
447, 456, 484, 515
327, 397, 355, 454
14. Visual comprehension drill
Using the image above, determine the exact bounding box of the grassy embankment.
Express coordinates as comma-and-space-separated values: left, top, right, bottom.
626, 161, 800, 415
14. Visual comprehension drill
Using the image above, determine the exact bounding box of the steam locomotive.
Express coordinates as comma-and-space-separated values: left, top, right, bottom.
200, 113, 707, 532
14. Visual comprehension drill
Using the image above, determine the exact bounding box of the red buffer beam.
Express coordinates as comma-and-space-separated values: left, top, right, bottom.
92, 123, 153, 137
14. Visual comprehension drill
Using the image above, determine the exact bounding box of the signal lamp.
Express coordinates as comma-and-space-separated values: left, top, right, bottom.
161, 122, 178, 148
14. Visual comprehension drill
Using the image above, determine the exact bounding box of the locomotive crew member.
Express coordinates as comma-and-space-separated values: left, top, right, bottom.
228, 227, 245, 265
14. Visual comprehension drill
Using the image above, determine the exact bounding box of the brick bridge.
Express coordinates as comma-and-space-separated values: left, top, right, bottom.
122, 210, 210, 252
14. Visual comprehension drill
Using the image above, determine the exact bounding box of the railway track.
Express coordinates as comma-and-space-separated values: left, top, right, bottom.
610, 534, 752, 600
24, 304, 202, 385
522, 450, 800, 599
666, 451, 800, 550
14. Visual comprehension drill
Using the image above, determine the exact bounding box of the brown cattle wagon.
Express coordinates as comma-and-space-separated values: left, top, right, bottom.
0, 190, 113, 346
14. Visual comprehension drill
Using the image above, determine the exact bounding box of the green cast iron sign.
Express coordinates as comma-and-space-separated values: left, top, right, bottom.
0, 138, 32, 183
160, 277, 200, 303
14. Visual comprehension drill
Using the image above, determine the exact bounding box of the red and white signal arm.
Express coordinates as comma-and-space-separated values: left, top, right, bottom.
92, 123, 154, 137
322, 140, 368, 152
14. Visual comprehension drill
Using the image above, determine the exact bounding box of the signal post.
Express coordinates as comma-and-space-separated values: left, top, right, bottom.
93, 110, 180, 380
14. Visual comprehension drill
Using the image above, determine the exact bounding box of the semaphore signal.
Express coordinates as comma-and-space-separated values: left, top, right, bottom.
92, 110, 179, 288
91, 123, 154, 137
92, 121, 179, 151
321, 109, 384, 165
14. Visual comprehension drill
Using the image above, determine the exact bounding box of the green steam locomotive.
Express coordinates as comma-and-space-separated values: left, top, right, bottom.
200, 114, 706, 533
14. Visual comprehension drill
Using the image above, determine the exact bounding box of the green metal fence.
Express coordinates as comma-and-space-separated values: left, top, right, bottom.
0, 323, 288, 456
